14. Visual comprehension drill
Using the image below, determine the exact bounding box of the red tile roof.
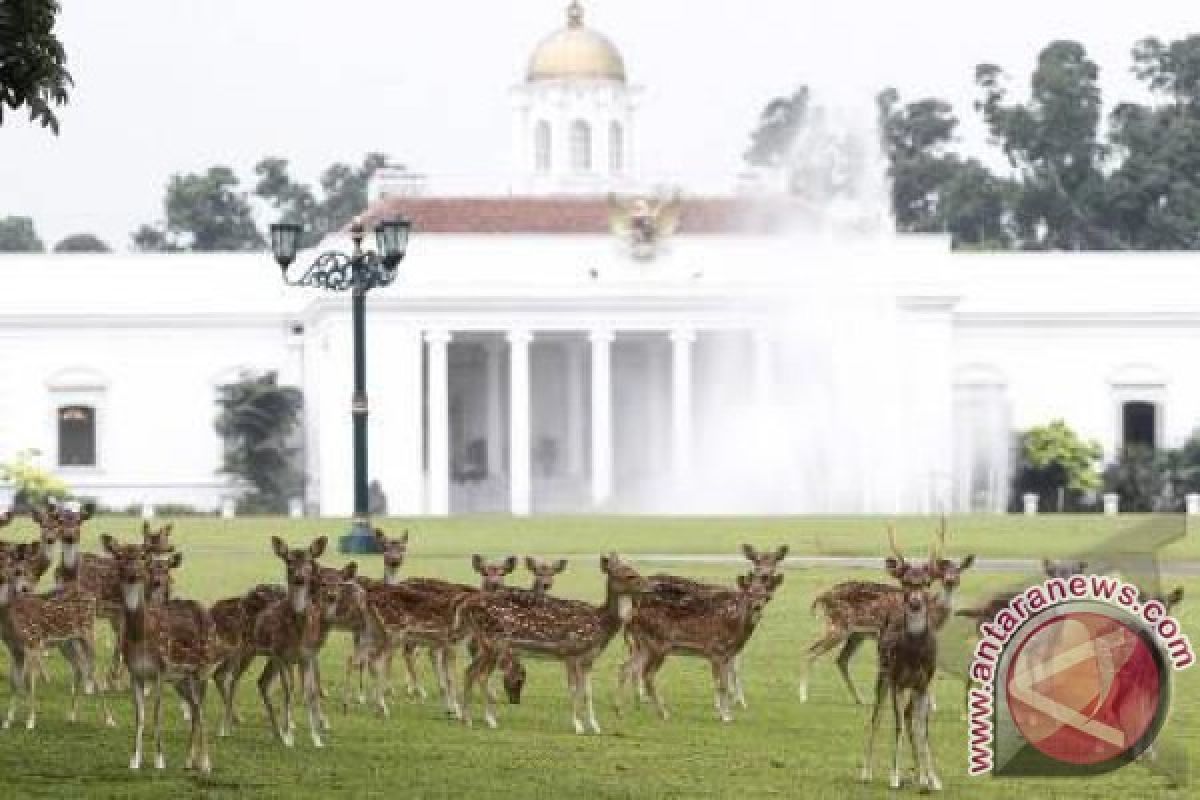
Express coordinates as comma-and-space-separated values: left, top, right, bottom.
353, 195, 804, 235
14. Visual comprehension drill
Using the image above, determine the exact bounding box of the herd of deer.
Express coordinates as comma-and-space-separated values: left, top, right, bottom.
0, 502, 1185, 792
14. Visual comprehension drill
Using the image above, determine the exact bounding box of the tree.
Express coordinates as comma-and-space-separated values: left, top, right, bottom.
134, 166, 264, 252
1103, 446, 1172, 512
254, 153, 391, 247
53, 233, 111, 253
0, 0, 72, 133
744, 86, 810, 169
976, 41, 1116, 250
0, 215, 45, 251
877, 88, 1014, 247
1016, 419, 1103, 511
0, 448, 69, 510
214, 371, 304, 514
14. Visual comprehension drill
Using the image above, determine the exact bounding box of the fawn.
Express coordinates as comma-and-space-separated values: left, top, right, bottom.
458, 553, 650, 733
800, 523, 973, 704
621, 572, 784, 722
0, 549, 114, 730
861, 581, 943, 792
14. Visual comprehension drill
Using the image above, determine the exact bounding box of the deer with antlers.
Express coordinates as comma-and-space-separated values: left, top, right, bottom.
0, 547, 115, 730
800, 523, 973, 705
860, 573, 943, 791
457, 553, 650, 733
619, 571, 784, 722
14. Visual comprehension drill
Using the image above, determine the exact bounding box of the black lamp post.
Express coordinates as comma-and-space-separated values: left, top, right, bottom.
270, 217, 411, 553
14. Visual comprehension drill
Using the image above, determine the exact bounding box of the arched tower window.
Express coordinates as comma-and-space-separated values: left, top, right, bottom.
570, 120, 592, 172
609, 121, 624, 173
534, 120, 552, 173
58, 405, 97, 467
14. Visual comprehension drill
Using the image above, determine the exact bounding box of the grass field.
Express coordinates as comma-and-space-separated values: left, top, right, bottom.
0, 514, 1196, 798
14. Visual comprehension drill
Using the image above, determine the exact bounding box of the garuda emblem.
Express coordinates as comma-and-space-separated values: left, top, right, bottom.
607, 190, 682, 261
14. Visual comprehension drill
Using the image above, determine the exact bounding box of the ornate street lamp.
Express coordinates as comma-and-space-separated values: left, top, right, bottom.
270, 217, 412, 553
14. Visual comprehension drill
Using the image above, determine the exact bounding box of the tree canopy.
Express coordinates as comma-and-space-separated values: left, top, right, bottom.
134, 166, 264, 252
0, 0, 72, 133
0, 215, 45, 252
53, 232, 111, 253
254, 153, 391, 249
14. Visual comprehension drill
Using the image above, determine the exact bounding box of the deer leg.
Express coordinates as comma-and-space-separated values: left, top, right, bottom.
78, 634, 115, 727
4, 652, 23, 730
106, 617, 126, 690
915, 690, 941, 791
712, 658, 733, 723
401, 640, 425, 700
461, 645, 496, 729
565, 660, 585, 735
904, 691, 920, 782
860, 673, 887, 783
175, 680, 197, 770
257, 659, 288, 747
732, 653, 748, 710
129, 674, 146, 769
639, 649, 668, 721
194, 678, 212, 773
481, 652, 500, 730
835, 633, 868, 705
25, 650, 38, 731
151, 673, 166, 769
214, 655, 235, 736
368, 646, 389, 718
303, 658, 324, 748
441, 645, 461, 719
799, 629, 847, 703
889, 687, 904, 789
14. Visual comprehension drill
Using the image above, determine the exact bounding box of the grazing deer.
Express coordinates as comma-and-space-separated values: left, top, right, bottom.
458, 553, 650, 733
861, 582, 943, 791
104, 536, 226, 772
620, 572, 784, 722
0, 550, 114, 730
800, 524, 973, 704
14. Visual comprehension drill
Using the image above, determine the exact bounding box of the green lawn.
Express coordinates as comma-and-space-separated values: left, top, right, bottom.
0, 514, 1195, 798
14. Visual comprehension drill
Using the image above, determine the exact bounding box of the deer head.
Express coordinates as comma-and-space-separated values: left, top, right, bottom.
102, 534, 152, 611
316, 562, 358, 621
375, 529, 409, 585
883, 525, 937, 590
929, 520, 975, 609
472, 554, 518, 590
271, 536, 325, 614
735, 572, 784, 622
0, 552, 37, 598
525, 557, 568, 594
0, 509, 15, 529
741, 544, 789, 582
142, 522, 176, 555
147, 552, 184, 604
33, 500, 95, 565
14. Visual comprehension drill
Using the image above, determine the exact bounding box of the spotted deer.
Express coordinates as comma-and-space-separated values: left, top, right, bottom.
861, 581, 943, 792
632, 543, 788, 709
524, 556, 568, 595
800, 524, 974, 704
141, 523, 176, 557
620, 572, 784, 722
0, 550, 114, 730
104, 536, 226, 772
458, 553, 651, 733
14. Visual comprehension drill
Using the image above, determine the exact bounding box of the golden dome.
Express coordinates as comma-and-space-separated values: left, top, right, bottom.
527, 2, 626, 83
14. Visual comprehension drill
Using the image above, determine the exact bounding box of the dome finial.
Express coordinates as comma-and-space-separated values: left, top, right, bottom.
567, 1, 584, 29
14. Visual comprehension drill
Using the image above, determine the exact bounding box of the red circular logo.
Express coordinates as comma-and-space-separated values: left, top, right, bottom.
1006, 611, 1163, 765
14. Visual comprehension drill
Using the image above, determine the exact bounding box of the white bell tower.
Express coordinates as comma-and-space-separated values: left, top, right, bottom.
510, 2, 640, 195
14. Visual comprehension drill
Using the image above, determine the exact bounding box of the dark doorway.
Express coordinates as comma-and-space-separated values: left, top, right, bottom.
58, 405, 97, 466
1122, 401, 1157, 449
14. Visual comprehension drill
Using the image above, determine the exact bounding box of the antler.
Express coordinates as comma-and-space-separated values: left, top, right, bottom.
886, 523, 904, 562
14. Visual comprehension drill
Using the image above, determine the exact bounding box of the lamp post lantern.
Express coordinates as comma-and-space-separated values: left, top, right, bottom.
270, 217, 411, 553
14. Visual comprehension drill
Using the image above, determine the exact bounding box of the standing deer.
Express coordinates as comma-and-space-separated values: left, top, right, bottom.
104, 535, 225, 772
861, 580, 943, 792
458, 553, 650, 733
524, 556, 568, 595
620, 572, 784, 722
799, 524, 973, 704
0, 550, 114, 730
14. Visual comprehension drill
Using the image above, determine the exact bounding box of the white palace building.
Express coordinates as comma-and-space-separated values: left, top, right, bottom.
3, 3, 1200, 518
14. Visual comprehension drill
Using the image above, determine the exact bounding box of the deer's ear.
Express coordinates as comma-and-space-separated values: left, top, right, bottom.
737, 574, 751, 591
168, 552, 184, 570
373, 528, 386, 544
399, 530, 410, 545
343, 562, 358, 580
960, 554, 976, 571
884, 557, 906, 580
101, 534, 118, 556
80, 502, 96, 521
774, 545, 790, 562
600, 554, 611, 573
554, 559, 568, 574
309, 536, 328, 560
1041, 558, 1054, 576
142, 521, 152, 536
741, 543, 757, 562
524, 556, 537, 573
1167, 587, 1184, 608
769, 573, 785, 590
162, 524, 174, 537
471, 554, 484, 574
271, 536, 288, 560
502, 556, 517, 575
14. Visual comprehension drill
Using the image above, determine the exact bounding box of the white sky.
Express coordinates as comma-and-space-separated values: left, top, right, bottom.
0, 0, 1196, 249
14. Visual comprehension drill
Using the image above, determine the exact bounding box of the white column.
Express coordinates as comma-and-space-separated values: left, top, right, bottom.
565, 340, 586, 477
484, 339, 504, 478
425, 330, 451, 516
752, 329, 774, 408
589, 329, 614, 506
508, 330, 533, 516
671, 328, 696, 480
646, 340, 669, 473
